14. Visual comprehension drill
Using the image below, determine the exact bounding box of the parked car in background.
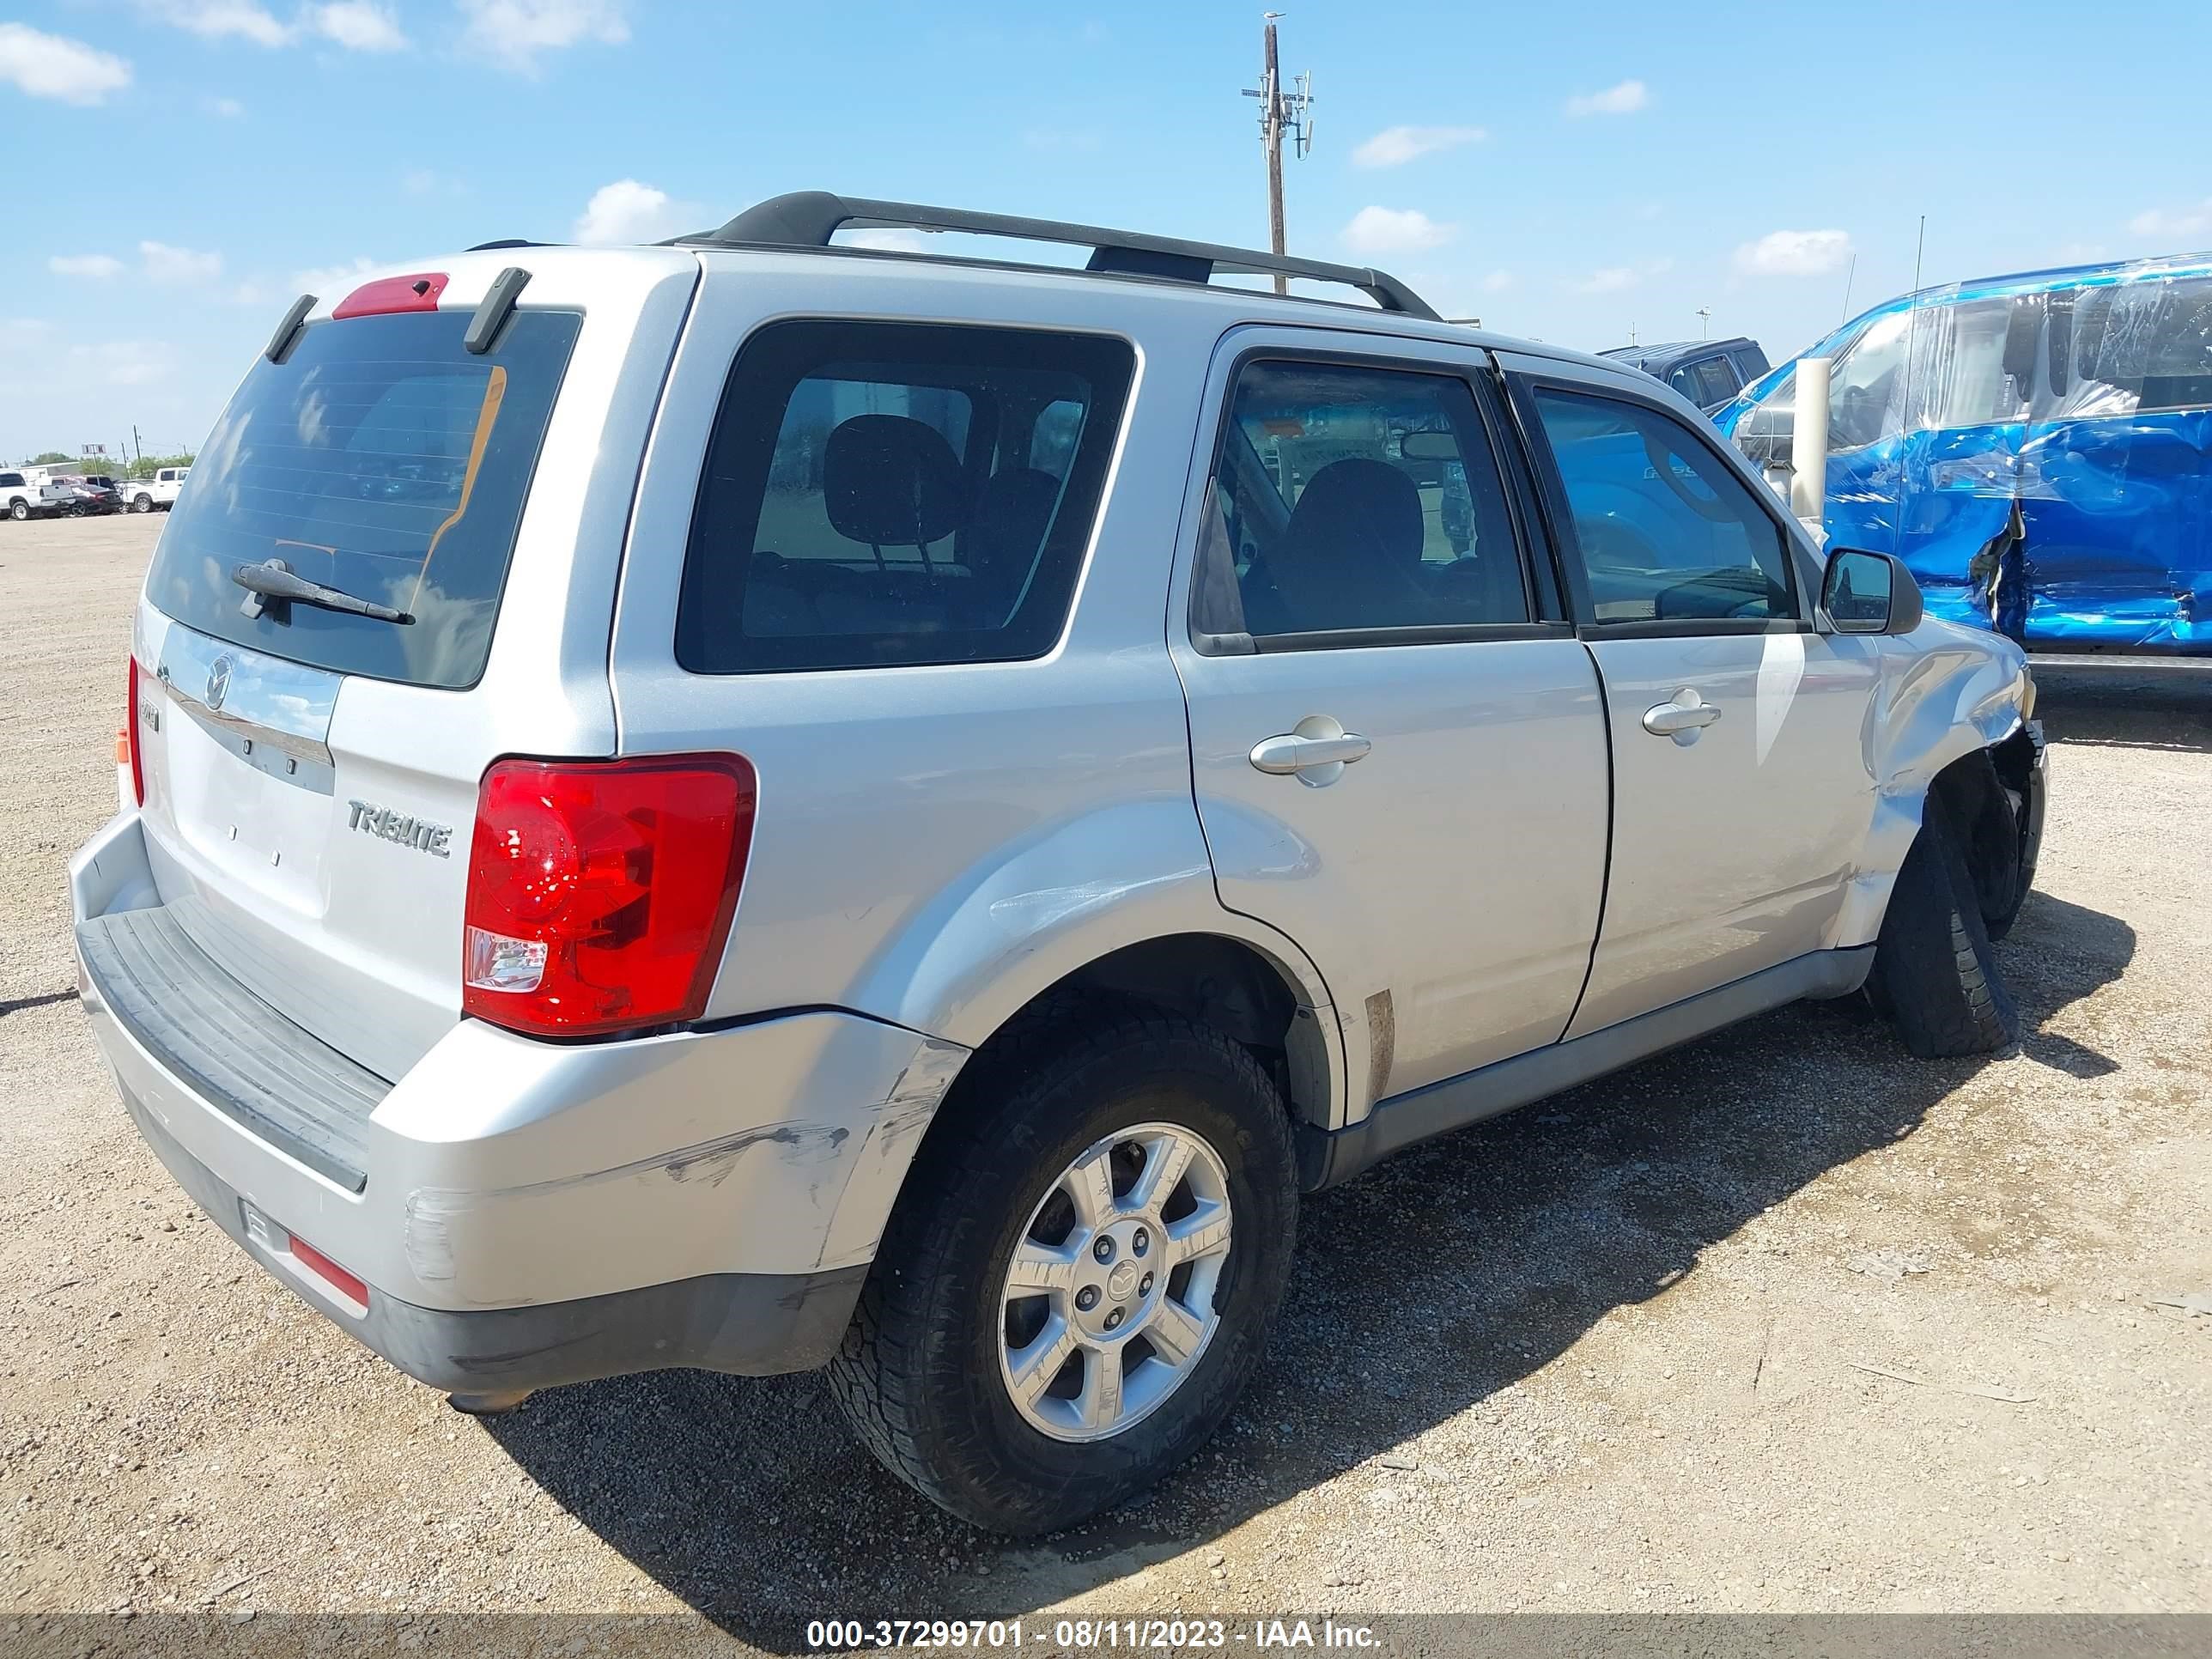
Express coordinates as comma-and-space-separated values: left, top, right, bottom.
1599, 337, 1770, 413
1717, 252, 2212, 655
0, 470, 52, 521
73, 192, 2043, 1536
122, 466, 191, 513
50, 477, 122, 516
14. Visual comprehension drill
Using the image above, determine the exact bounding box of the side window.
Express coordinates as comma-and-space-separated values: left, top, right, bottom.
677, 321, 1135, 674
2140, 275, 2212, 413
1196, 359, 1528, 640
1690, 356, 1741, 406
1665, 363, 1704, 403
1906, 295, 2034, 431
2045, 276, 2212, 418
0, 472, 21, 488
1534, 387, 1795, 624
1826, 309, 1911, 449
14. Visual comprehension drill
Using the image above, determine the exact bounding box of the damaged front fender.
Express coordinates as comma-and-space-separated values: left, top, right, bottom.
1828, 618, 2033, 949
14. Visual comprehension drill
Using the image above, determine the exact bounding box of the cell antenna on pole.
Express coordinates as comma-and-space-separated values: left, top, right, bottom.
1243, 12, 1314, 296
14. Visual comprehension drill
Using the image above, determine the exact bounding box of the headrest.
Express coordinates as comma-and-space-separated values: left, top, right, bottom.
1281, 459, 1425, 573
823, 414, 965, 548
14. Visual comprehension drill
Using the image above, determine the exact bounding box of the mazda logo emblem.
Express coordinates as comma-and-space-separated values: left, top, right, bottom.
205, 656, 233, 712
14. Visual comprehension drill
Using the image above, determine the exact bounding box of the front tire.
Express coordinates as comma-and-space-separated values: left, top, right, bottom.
826, 1006, 1298, 1534
5, 501, 26, 522
132, 493, 153, 514
1869, 797, 2020, 1057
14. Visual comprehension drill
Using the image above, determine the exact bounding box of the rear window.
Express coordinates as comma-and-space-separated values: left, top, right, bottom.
676, 320, 1135, 674
145, 307, 580, 689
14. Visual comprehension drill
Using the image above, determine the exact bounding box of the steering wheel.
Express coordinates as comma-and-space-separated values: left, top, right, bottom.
1639, 434, 1738, 525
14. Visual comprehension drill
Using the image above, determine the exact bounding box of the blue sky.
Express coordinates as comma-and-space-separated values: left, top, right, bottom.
5, 0, 2210, 462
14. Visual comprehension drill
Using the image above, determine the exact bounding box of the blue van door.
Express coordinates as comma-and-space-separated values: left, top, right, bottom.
1888, 292, 2040, 637
2015, 275, 2212, 651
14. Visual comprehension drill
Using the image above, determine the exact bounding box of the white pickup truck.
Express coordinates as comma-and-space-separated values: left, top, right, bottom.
120, 466, 190, 513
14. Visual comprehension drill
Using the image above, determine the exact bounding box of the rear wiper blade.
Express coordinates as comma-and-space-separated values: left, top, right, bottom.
232, 558, 412, 624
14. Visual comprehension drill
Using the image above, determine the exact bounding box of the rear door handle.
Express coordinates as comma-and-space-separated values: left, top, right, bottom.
1642, 689, 1723, 741
1249, 730, 1373, 775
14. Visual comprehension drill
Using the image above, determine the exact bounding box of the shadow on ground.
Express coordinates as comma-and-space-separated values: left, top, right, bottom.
2032, 667, 2211, 754
486, 891, 2131, 1647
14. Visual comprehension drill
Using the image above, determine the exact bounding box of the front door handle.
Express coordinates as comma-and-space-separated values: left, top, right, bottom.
1249, 728, 1373, 775
1642, 688, 1723, 743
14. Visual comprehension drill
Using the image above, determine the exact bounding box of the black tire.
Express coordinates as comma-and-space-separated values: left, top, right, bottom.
1869, 797, 2020, 1057
132, 493, 153, 514
825, 1005, 1299, 1535
7, 500, 27, 522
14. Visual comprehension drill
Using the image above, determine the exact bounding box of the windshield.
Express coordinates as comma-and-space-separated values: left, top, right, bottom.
146, 307, 580, 689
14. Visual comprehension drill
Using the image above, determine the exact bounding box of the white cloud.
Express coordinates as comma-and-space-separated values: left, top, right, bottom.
1482, 270, 1514, 293
574, 179, 689, 245
1577, 266, 1638, 294
206, 94, 245, 116
1340, 206, 1455, 256
1574, 256, 1674, 294
140, 240, 224, 284
309, 3, 409, 51
161, 2, 293, 46
72, 340, 176, 386
0, 23, 133, 105
51, 253, 125, 279
292, 256, 380, 295
1565, 78, 1648, 118
2129, 200, 2212, 240
1352, 124, 1487, 168
1733, 228, 1852, 277
459, 0, 629, 72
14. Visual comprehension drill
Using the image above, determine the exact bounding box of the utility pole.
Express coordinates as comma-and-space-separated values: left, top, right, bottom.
132, 424, 143, 466
1243, 12, 1312, 295
1696, 306, 1712, 338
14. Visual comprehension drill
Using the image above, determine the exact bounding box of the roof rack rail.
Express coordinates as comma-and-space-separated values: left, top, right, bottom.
678, 191, 1441, 320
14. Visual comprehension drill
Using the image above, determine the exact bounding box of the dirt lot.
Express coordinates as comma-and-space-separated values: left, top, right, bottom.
0, 514, 2205, 1644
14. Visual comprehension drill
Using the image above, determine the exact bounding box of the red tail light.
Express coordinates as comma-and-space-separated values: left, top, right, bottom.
125, 658, 146, 806
461, 756, 756, 1039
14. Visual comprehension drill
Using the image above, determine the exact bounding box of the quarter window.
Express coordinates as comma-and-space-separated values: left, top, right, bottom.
1534, 388, 1794, 624
677, 321, 1135, 674
1194, 360, 1528, 641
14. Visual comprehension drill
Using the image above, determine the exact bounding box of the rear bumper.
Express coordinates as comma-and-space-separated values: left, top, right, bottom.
70, 811, 969, 1391
121, 1091, 865, 1391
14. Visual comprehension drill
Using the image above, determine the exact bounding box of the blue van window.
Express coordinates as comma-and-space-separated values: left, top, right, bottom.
1906, 297, 2032, 431
2053, 275, 2212, 418
1826, 310, 1911, 450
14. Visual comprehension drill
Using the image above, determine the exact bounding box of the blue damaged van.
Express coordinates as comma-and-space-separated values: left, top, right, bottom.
1717, 252, 2212, 654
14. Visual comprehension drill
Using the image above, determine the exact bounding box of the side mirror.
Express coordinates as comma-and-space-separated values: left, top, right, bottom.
1820, 548, 1923, 635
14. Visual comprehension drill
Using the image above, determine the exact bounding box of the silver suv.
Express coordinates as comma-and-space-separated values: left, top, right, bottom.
71, 192, 2046, 1534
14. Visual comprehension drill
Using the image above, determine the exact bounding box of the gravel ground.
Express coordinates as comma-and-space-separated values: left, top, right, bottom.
0, 514, 2205, 1646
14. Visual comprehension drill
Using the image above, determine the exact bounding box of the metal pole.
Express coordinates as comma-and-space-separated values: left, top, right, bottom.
1262, 14, 1286, 295
1840, 252, 1856, 320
